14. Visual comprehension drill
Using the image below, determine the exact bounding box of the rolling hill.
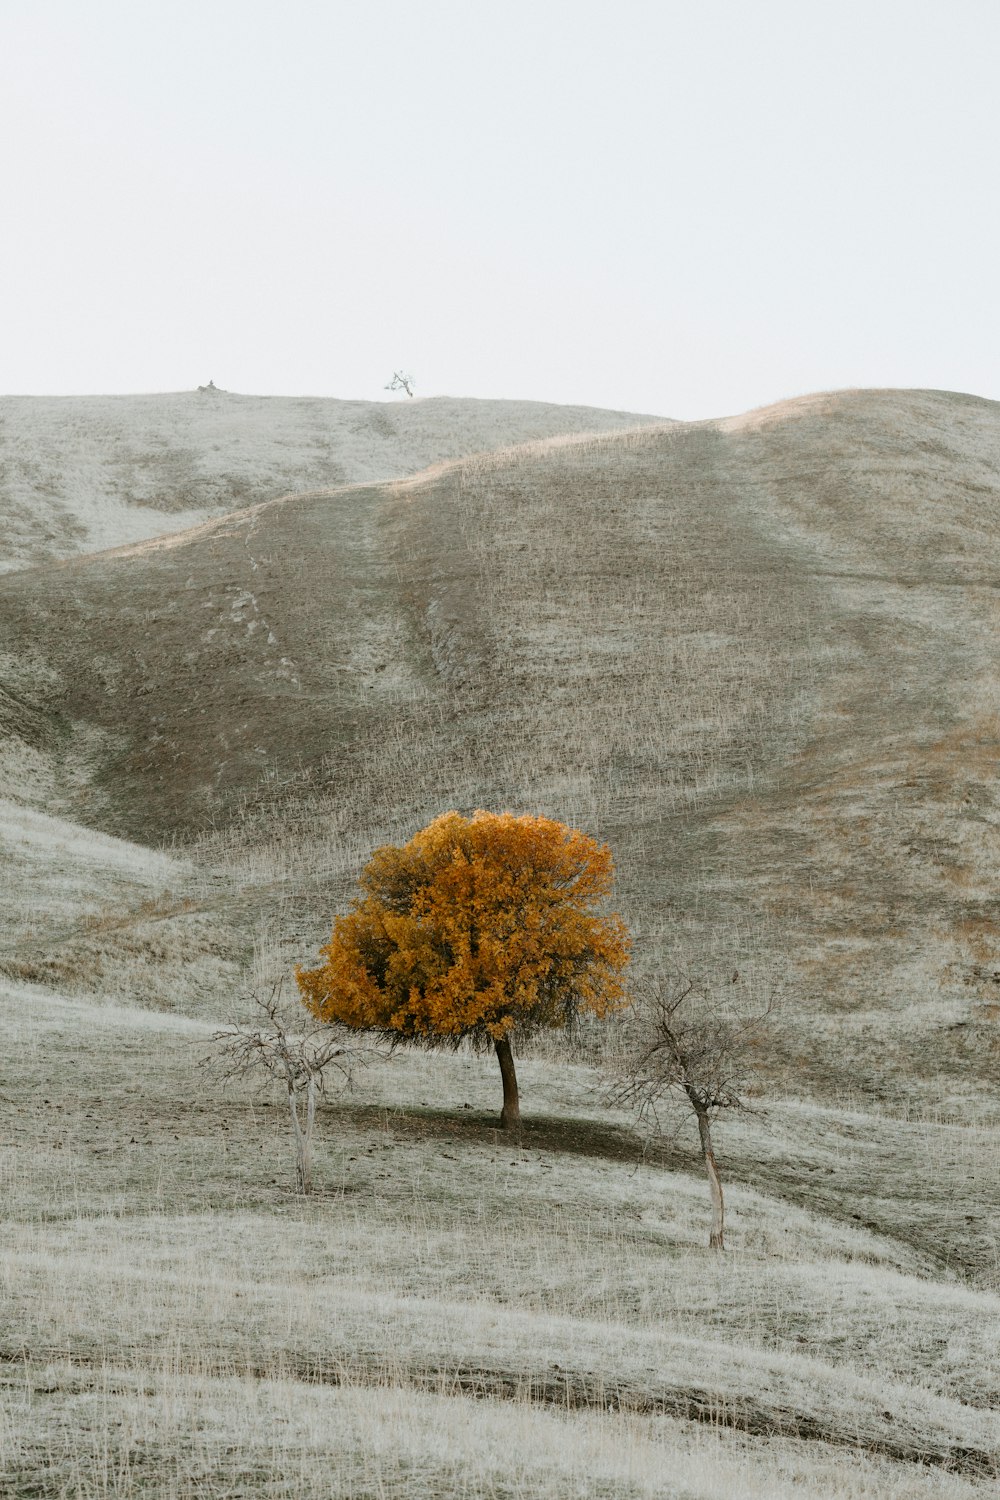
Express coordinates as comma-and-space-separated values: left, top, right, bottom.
0, 390, 662, 571
2, 386, 999, 1498
2, 387, 998, 1103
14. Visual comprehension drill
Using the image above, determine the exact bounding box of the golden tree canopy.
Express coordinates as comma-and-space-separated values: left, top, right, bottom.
296, 810, 630, 1045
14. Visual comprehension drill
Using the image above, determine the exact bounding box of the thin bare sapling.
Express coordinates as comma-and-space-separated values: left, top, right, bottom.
208, 984, 365, 1194
613, 968, 771, 1250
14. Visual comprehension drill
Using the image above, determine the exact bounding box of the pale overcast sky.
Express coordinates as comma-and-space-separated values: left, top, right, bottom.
3, 0, 998, 418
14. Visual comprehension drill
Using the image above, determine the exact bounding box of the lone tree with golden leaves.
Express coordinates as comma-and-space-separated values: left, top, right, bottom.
296, 810, 630, 1128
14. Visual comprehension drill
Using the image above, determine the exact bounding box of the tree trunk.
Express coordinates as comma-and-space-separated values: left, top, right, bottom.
495, 1035, 521, 1130
695, 1107, 725, 1250
303, 1073, 316, 1193
287, 1078, 315, 1195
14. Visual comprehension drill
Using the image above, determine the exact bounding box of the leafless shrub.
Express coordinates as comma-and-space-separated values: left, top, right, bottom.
610, 968, 773, 1250
206, 984, 374, 1194
384, 371, 414, 397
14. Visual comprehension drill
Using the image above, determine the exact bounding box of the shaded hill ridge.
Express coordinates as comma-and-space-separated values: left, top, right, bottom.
43, 381, 999, 571
56, 421, 673, 571
1, 384, 999, 1107
0, 391, 666, 572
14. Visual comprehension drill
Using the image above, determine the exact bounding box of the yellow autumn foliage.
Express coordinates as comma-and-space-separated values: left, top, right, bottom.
296, 811, 630, 1044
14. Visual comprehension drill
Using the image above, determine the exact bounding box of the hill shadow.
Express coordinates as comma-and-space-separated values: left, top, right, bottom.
337, 1101, 692, 1170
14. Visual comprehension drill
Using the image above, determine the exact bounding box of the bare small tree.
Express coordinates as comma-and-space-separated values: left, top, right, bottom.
208, 985, 364, 1194
384, 370, 414, 397
612, 970, 771, 1250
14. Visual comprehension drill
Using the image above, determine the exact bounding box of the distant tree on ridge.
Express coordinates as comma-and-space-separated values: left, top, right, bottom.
384, 370, 414, 396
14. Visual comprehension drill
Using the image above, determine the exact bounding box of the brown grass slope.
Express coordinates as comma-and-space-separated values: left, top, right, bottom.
1, 388, 999, 1109
0, 390, 662, 570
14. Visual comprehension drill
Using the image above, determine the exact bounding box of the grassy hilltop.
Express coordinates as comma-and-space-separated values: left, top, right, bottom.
1, 387, 999, 1496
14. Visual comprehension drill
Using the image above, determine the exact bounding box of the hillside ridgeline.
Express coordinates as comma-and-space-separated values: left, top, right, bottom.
1, 388, 999, 1115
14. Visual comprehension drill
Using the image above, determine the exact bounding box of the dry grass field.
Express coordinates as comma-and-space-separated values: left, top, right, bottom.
3, 974, 999, 1497
0, 391, 661, 572
1, 386, 999, 1495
